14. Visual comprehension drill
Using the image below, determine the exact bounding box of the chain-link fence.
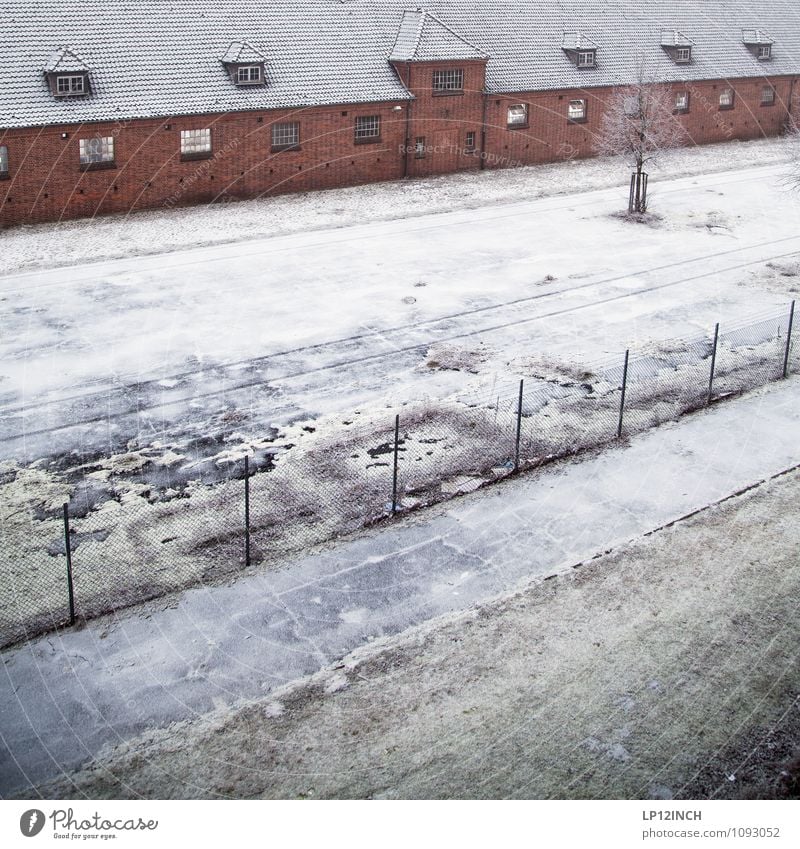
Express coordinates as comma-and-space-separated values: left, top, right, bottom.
0, 301, 795, 649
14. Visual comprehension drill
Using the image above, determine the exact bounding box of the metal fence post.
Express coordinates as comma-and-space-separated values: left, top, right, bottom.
244, 455, 251, 568
62, 503, 75, 627
707, 322, 720, 405
616, 349, 630, 439
391, 414, 400, 514
783, 300, 795, 379
514, 379, 524, 472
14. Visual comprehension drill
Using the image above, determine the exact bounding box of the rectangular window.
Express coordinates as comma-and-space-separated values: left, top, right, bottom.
465, 131, 476, 152
576, 51, 595, 68
674, 91, 689, 112
414, 137, 426, 159
56, 75, 85, 95
675, 47, 692, 63
758, 44, 772, 60
271, 122, 300, 151
507, 104, 528, 126
761, 86, 775, 105
236, 65, 262, 84
432, 69, 464, 93
568, 99, 587, 121
79, 136, 114, 167
180, 128, 212, 157
354, 115, 381, 142
0, 145, 8, 176
719, 89, 734, 109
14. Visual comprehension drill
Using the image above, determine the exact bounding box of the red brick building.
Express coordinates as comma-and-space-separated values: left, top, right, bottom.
1, 1, 798, 227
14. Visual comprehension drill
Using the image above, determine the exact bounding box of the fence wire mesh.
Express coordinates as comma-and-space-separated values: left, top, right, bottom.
0, 302, 795, 648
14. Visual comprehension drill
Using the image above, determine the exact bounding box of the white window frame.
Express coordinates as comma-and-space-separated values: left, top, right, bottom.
568, 98, 587, 121
0, 145, 8, 175
761, 85, 775, 105
719, 88, 734, 108
757, 44, 772, 60
354, 115, 381, 141
432, 68, 464, 92
465, 131, 476, 151
507, 104, 528, 126
56, 75, 86, 96
577, 50, 596, 68
675, 91, 689, 112
675, 46, 692, 63
79, 136, 114, 166
271, 122, 300, 150
236, 65, 262, 84
180, 128, 212, 156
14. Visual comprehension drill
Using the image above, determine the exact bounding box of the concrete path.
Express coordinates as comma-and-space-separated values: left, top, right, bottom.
1, 378, 799, 795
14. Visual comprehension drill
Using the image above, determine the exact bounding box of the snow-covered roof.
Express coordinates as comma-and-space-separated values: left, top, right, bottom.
44, 47, 90, 75
2, 0, 799, 130
390, 9, 488, 62
561, 33, 599, 52
660, 30, 694, 48
221, 42, 266, 65
741, 29, 774, 46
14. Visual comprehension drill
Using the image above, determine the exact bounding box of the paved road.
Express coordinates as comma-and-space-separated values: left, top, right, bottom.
1, 378, 798, 796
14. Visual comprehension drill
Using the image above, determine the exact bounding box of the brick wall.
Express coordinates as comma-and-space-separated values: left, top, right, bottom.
483, 77, 796, 168
393, 60, 486, 178
0, 101, 408, 226
0, 74, 796, 227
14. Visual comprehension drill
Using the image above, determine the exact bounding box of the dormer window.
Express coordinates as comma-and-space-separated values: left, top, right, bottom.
45, 47, 91, 98
742, 30, 774, 61
562, 33, 598, 69
222, 41, 267, 87
661, 30, 694, 64
236, 65, 262, 85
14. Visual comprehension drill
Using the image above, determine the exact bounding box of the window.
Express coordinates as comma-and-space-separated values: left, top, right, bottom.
465, 131, 476, 152
79, 136, 114, 168
576, 50, 596, 68
761, 86, 775, 105
432, 69, 464, 93
758, 44, 772, 60
236, 65, 262, 85
568, 99, 587, 121
674, 91, 690, 112
354, 115, 381, 142
56, 75, 86, 96
719, 89, 734, 109
414, 137, 426, 159
675, 46, 692, 63
271, 122, 300, 151
0, 145, 7, 176
180, 128, 212, 158
507, 104, 528, 127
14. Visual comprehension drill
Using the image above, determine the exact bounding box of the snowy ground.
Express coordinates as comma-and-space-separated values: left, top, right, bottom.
34, 465, 800, 800
1, 151, 799, 482
1, 376, 798, 796
1, 137, 796, 276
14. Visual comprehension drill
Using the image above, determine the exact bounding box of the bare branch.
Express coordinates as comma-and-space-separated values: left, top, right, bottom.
593, 64, 689, 174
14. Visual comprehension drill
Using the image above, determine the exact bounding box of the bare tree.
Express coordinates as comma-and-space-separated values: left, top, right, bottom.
594, 68, 688, 214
